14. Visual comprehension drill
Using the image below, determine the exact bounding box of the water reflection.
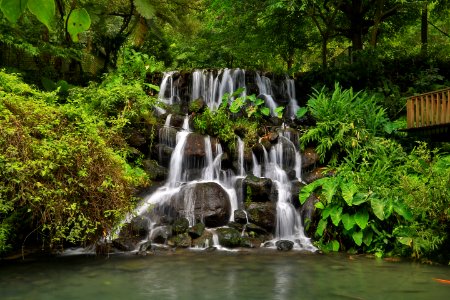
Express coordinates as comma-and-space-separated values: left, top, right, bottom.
0, 252, 449, 300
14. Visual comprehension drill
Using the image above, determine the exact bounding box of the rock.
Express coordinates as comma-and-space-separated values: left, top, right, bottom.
262, 241, 275, 248
142, 159, 168, 181
158, 126, 178, 147
303, 167, 328, 184
119, 216, 150, 240
154, 144, 173, 167
167, 233, 192, 248
179, 182, 231, 227
228, 221, 244, 232
126, 128, 147, 149
241, 237, 257, 248
138, 241, 152, 253
150, 225, 172, 244
216, 228, 242, 248
246, 202, 276, 232
276, 240, 294, 251
302, 148, 320, 170
234, 209, 248, 224
243, 175, 275, 203
172, 218, 189, 235
245, 223, 268, 236
299, 194, 319, 234
188, 223, 205, 239
184, 133, 207, 159
189, 97, 206, 113
290, 180, 306, 209
112, 238, 139, 252
169, 114, 187, 129
192, 230, 213, 248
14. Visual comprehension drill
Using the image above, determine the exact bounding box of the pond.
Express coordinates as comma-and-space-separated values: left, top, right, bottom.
1, 250, 449, 300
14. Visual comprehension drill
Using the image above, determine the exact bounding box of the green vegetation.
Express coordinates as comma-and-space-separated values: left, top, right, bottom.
299, 85, 449, 263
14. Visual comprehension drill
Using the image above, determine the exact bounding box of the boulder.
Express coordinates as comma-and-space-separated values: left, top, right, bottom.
119, 216, 150, 240
189, 97, 206, 113
178, 182, 231, 227
303, 167, 328, 184
276, 240, 294, 251
290, 180, 306, 209
246, 202, 276, 232
216, 228, 242, 248
142, 159, 168, 181
192, 230, 213, 248
302, 148, 320, 170
172, 218, 190, 235
188, 222, 205, 239
158, 126, 178, 147
150, 225, 172, 244
299, 194, 319, 234
245, 223, 268, 236
184, 133, 207, 159
234, 209, 248, 224
112, 237, 139, 252
154, 144, 173, 167
168, 233, 192, 248
243, 175, 275, 202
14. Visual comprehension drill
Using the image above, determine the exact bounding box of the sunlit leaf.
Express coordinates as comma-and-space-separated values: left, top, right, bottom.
371, 197, 385, 220
27, 0, 55, 30
1, 0, 28, 23
315, 218, 327, 236
354, 209, 369, 229
330, 205, 343, 226
341, 213, 355, 230
352, 230, 363, 246
134, 0, 155, 19
296, 107, 308, 119
363, 229, 373, 246
260, 107, 270, 116
314, 201, 325, 209
67, 8, 91, 42
393, 202, 413, 221
330, 240, 340, 252
341, 180, 357, 206
397, 237, 412, 247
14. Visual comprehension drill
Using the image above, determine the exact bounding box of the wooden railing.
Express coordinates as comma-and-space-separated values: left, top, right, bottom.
406, 88, 450, 128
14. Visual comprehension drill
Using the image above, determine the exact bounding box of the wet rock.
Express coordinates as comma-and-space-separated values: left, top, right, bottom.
142, 159, 168, 181
216, 228, 242, 248
172, 218, 190, 235
158, 126, 178, 147
189, 97, 206, 113
262, 241, 275, 248
185, 182, 231, 227
299, 194, 319, 234
138, 241, 153, 255
150, 225, 172, 244
126, 128, 147, 149
184, 133, 207, 159
302, 148, 320, 170
245, 223, 268, 236
153, 144, 173, 167
192, 230, 213, 248
167, 233, 192, 248
290, 180, 306, 209
241, 237, 257, 248
276, 240, 294, 251
303, 167, 330, 184
169, 114, 187, 129
188, 222, 205, 239
228, 221, 244, 232
112, 237, 139, 252
243, 175, 275, 202
119, 216, 150, 240
234, 209, 248, 224
246, 202, 276, 232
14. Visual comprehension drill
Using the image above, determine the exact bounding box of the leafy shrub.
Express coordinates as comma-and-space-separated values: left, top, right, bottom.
0, 71, 147, 253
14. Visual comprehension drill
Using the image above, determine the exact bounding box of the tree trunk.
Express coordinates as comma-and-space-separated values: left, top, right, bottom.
370, 0, 385, 47
350, 0, 364, 51
421, 2, 428, 57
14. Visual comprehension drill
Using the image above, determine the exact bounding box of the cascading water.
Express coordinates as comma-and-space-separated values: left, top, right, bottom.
255, 73, 279, 117
117, 69, 314, 252
283, 77, 300, 119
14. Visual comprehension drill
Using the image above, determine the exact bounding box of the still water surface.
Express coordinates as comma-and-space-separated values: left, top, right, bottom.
1, 250, 449, 299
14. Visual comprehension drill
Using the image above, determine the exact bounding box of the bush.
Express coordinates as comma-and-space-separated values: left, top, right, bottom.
0, 71, 147, 253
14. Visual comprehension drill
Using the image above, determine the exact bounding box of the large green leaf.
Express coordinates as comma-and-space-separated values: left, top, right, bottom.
296, 107, 308, 119
27, 0, 55, 30
330, 205, 343, 226
1, 0, 28, 23
322, 179, 338, 204
393, 202, 413, 221
397, 237, 413, 247
330, 240, 340, 252
298, 178, 327, 204
352, 230, 363, 246
67, 8, 91, 42
341, 213, 355, 230
341, 180, 357, 206
354, 209, 369, 229
315, 218, 327, 236
314, 202, 325, 209
351, 192, 369, 206
134, 0, 155, 19
371, 197, 385, 220
363, 229, 373, 246
260, 107, 270, 116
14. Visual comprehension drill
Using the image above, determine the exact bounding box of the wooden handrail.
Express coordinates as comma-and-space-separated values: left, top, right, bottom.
406, 88, 450, 128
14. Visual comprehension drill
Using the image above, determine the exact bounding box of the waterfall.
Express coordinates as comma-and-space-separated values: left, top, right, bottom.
158, 71, 179, 105
237, 137, 245, 176
284, 77, 300, 119
255, 73, 279, 117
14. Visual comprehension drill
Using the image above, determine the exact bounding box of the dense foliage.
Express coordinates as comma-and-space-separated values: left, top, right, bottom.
0, 70, 149, 253
299, 85, 450, 263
